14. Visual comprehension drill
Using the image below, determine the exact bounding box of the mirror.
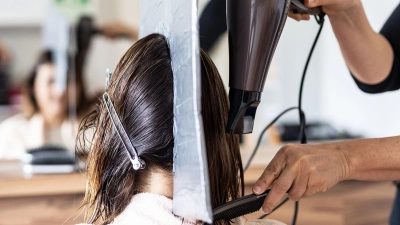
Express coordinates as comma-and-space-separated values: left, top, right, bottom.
0, 0, 139, 224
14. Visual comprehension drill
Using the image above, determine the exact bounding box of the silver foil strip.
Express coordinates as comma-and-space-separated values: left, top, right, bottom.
140, 0, 212, 223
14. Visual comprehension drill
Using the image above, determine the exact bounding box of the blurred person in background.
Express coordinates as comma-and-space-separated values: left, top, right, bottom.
0, 41, 11, 65
199, 0, 226, 52
0, 41, 11, 105
0, 50, 91, 159
0, 20, 137, 160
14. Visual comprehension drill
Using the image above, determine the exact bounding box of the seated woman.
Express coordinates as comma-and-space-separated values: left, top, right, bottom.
0, 50, 89, 159
76, 34, 284, 225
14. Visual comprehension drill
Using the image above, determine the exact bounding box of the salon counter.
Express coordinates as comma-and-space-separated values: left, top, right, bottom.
0, 160, 269, 196
0, 160, 85, 197
0, 160, 85, 225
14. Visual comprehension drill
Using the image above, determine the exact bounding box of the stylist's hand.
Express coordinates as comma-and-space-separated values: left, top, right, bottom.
289, 0, 359, 21
252, 142, 351, 214
100, 21, 138, 40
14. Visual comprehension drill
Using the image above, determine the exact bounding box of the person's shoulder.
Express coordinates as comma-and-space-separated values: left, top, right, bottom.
1, 113, 28, 124
3, 113, 28, 121
0, 114, 29, 133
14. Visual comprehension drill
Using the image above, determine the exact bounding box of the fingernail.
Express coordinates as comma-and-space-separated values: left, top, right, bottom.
262, 207, 271, 214
308, 0, 315, 5
253, 186, 261, 194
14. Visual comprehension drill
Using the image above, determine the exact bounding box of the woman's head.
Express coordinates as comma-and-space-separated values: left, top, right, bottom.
77, 33, 243, 224
23, 50, 86, 123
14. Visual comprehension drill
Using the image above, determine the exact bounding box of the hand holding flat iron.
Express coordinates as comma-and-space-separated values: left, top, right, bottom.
253, 137, 400, 214
252, 142, 349, 214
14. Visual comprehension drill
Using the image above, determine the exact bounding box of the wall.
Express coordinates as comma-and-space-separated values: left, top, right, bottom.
320, 1, 400, 137
0, 26, 42, 86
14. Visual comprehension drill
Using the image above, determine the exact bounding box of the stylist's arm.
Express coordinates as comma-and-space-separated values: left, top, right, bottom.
253, 137, 400, 214
294, 0, 393, 83
253, 0, 400, 214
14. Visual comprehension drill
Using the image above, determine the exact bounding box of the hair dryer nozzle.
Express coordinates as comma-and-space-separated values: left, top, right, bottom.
227, 89, 261, 134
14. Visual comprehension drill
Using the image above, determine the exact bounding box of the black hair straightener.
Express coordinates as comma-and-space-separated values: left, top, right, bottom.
212, 190, 270, 222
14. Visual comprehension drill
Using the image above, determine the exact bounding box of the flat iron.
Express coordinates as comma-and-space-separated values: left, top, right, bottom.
226, 0, 323, 134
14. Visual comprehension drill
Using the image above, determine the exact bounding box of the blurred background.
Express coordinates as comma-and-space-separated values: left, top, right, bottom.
0, 0, 399, 224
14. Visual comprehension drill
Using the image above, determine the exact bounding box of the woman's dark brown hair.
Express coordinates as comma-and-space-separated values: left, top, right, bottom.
77, 33, 243, 224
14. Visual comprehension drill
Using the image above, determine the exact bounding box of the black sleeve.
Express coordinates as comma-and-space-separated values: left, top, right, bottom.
352, 4, 400, 94
199, 0, 227, 52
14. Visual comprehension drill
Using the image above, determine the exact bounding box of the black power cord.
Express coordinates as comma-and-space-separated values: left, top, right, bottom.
243, 15, 326, 224
292, 16, 325, 225
243, 107, 299, 171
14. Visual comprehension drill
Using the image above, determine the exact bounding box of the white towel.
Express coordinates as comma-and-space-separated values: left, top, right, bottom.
76, 192, 286, 225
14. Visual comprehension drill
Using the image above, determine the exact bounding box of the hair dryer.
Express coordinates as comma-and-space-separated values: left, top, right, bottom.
226, 0, 323, 134
77, 16, 100, 54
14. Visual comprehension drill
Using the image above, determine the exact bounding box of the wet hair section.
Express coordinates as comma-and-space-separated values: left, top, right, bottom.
76, 33, 243, 225
77, 34, 174, 223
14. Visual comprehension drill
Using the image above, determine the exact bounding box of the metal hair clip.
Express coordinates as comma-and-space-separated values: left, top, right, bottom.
102, 92, 145, 170
105, 68, 112, 90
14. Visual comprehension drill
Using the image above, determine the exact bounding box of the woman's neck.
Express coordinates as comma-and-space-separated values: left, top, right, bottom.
40, 112, 65, 127
143, 171, 173, 199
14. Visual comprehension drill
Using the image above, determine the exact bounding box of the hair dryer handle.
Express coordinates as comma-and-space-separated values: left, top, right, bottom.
291, 0, 323, 15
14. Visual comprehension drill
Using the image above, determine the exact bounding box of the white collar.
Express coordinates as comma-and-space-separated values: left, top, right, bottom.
75, 193, 285, 225
111, 192, 198, 225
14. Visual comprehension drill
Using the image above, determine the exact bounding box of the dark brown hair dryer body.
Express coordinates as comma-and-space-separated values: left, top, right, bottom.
226, 0, 291, 134
226, 0, 322, 134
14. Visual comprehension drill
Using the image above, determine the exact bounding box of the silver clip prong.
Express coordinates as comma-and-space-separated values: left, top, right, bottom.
105, 68, 113, 90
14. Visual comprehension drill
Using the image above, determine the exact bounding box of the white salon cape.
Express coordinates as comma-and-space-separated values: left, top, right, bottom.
0, 113, 77, 159
77, 192, 286, 225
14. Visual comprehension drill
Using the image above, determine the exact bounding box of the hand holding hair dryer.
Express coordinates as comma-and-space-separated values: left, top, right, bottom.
226, 0, 323, 134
